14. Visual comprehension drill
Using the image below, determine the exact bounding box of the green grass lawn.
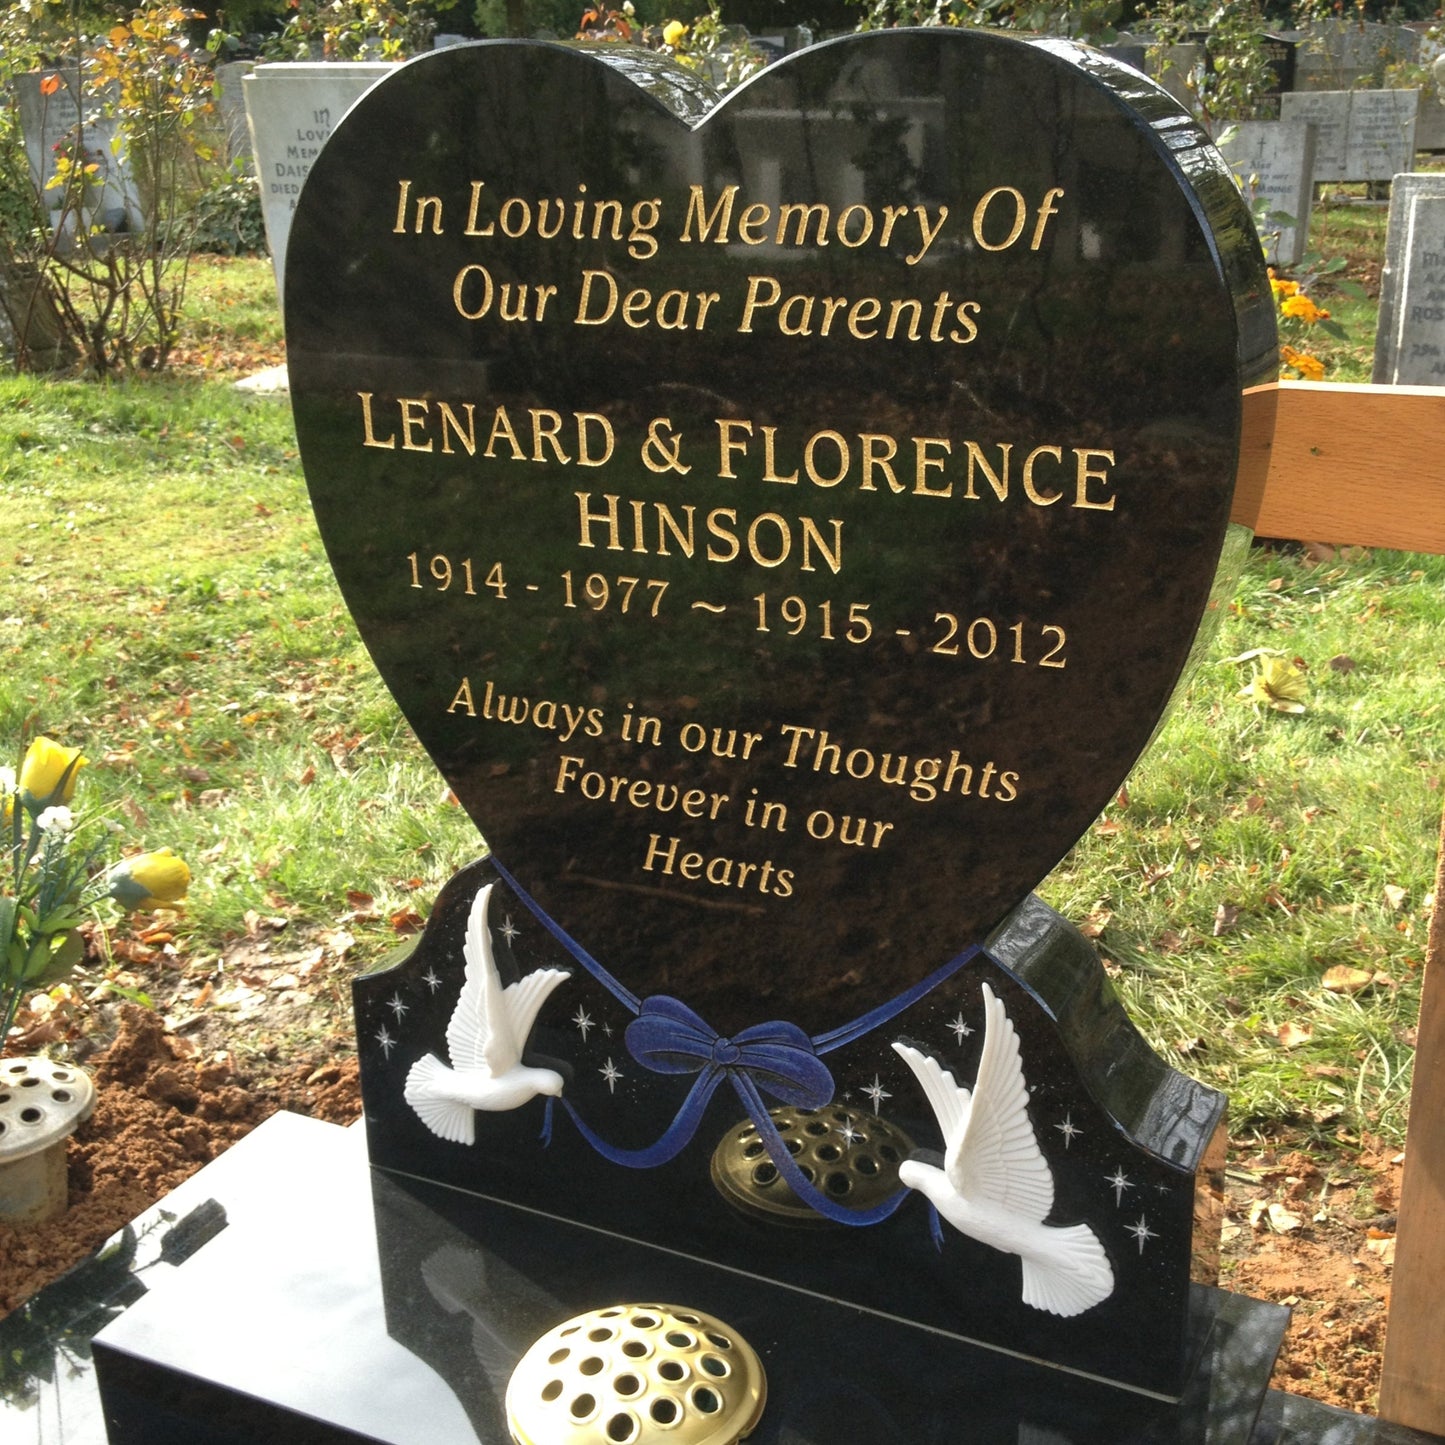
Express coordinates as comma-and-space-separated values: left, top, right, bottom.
2, 199, 1437, 1149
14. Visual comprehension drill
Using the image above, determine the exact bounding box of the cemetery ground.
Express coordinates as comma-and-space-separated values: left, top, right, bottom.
1, 207, 1442, 1415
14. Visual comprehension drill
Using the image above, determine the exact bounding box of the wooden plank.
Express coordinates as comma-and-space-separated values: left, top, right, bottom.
1234, 381, 1445, 552
1378, 804, 1445, 1433
1230, 379, 1445, 1431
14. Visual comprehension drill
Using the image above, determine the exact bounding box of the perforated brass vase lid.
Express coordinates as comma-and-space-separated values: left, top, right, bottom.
710, 1104, 913, 1225
0, 1056, 94, 1163
506, 1303, 765, 1445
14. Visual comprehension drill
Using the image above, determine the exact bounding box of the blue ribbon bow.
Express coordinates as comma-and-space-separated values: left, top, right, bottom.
490, 857, 979, 1227
626, 996, 835, 1108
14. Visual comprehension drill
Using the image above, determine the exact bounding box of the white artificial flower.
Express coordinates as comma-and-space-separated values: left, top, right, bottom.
36, 804, 74, 833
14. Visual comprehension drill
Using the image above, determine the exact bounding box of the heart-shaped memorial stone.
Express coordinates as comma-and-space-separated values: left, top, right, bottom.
287, 32, 1274, 1038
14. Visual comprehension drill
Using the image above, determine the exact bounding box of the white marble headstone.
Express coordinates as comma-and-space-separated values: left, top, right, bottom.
243, 62, 396, 307
13, 69, 142, 237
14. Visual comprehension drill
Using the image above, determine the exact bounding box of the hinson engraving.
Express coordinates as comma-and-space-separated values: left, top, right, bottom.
361, 396, 1119, 581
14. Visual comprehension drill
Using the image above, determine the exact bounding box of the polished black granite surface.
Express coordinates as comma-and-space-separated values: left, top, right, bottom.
0, 1111, 1438, 1444
96, 1112, 1281, 1444
358, 869, 1227, 1397
285, 30, 1285, 1395
287, 32, 1278, 1042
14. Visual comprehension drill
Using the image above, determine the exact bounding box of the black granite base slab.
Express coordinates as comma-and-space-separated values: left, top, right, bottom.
85, 1109, 1285, 1445
0, 1110, 1434, 1445
371, 1163, 1284, 1444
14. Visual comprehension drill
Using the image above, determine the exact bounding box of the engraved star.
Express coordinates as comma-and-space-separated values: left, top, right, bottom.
1155, 1181, 1172, 1195
1055, 1114, 1081, 1148
836, 1120, 863, 1146
1105, 1166, 1134, 1206
572, 1006, 594, 1041
862, 1076, 891, 1114
948, 1012, 974, 1043
375, 1023, 397, 1059
386, 991, 409, 1021
602, 1020, 613, 1038
421, 967, 442, 994
499, 914, 521, 944
600, 1057, 623, 1094
1126, 1215, 1158, 1254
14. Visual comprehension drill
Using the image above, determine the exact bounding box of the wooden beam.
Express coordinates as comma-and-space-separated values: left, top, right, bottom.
1231, 379, 1445, 1432
1234, 381, 1445, 552
1378, 804, 1445, 1433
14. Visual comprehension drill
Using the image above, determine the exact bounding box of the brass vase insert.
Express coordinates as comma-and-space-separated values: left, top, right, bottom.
0, 1056, 94, 1227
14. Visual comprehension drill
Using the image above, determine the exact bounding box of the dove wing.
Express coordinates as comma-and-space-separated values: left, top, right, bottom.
447, 884, 516, 1073
502, 967, 571, 1052
893, 1043, 971, 1152
950, 983, 1055, 1223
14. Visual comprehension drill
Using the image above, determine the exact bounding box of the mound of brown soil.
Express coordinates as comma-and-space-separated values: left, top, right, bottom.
0, 1006, 360, 1315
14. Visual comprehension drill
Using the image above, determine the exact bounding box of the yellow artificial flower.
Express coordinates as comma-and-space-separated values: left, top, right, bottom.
107, 848, 191, 910
1237, 656, 1309, 713
1280, 293, 1328, 324
663, 18, 688, 45
1280, 344, 1325, 381
18, 736, 88, 813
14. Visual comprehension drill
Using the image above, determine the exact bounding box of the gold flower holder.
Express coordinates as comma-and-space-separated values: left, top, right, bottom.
506, 1303, 765, 1445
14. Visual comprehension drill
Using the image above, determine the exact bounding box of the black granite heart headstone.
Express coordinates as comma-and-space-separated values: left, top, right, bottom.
287, 32, 1274, 1039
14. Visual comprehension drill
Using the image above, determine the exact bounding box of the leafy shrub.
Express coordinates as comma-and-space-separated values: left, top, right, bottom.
0, 1, 220, 375
188, 163, 266, 256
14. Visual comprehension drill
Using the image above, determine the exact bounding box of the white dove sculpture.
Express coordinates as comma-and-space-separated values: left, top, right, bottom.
892, 983, 1114, 1318
404, 882, 570, 1146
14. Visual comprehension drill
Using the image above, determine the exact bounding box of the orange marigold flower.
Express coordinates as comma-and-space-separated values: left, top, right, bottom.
1281, 345, 1325, 381
1280, 293, 1327, 323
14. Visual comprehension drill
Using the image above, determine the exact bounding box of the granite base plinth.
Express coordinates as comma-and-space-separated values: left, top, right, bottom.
81, 1111, 1298, 1445
0, 1110, 1417, 1444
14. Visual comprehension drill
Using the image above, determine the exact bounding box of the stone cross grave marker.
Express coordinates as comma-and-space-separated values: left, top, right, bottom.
1373, 172, 1445, 384
279, 31, 1290, 1435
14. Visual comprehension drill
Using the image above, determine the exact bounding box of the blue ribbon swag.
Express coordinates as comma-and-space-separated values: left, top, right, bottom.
490, 857, 981, 1227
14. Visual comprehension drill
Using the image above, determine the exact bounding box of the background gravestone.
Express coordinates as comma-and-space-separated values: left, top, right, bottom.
1294, 20, 1419, 92
1373, 172, 1445, 384
1281, 88, 1419, 184
213, 60, 256, 167
283, 29, 1277, 1412
1217, 119, 1317, 266
13, 70, 142, 238
242, 62, 395, 305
